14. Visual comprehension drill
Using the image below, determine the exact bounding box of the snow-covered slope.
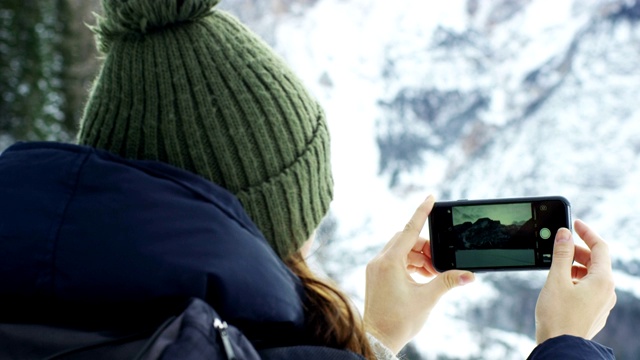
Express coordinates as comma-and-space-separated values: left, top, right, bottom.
227, 0, 640, 358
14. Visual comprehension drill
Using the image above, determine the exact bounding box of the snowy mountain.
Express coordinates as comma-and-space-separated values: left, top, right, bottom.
221, 0, 640, 358
0, 0, 635, 358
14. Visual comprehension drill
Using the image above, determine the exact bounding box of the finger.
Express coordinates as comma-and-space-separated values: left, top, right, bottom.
574, 219, 600, 249
421, 238, 432, 258
574, 219, 611, 271
390, 195, 435, 255
422, 270, 475, 299
410, 265, 437, 278
412, 236, 428, 253
571, 264, 588, 280
423, 261, 438, 276
573, 245, 592, 268
407, 251, 430, 268
407, 250, 438, 275
421, 245, 438, 275
548, 228, 575, 283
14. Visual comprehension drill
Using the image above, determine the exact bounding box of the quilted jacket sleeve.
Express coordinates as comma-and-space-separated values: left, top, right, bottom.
527, 335, 615, 359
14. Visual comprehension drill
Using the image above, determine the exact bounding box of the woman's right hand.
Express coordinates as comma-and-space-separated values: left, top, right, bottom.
363, 195, 475, 354
534, 219, 617, 344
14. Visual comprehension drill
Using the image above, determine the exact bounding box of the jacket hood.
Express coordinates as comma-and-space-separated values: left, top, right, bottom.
0, 142, 306, 344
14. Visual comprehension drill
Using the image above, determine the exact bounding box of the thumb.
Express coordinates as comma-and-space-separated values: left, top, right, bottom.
548, 228, 575, 282
426, 270, 475, 299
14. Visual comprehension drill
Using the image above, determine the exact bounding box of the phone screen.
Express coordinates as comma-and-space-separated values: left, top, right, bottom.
429, 197, 571, 271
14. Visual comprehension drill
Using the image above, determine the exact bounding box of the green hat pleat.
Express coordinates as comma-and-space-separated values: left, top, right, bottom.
141, 35, 159, 160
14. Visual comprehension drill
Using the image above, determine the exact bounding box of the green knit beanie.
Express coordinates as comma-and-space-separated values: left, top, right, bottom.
78, 0, 333, 259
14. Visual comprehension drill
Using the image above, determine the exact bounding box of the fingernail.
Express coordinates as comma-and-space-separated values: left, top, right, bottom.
459, 273, 475, 285
426, 194, 434, 201
556, 230, 571, 243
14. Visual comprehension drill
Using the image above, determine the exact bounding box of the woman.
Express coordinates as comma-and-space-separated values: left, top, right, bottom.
0, 0, 616, 358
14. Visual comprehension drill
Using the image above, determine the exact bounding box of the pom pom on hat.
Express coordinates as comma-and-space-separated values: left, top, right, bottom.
79, 0, 334, 259
94, 0, 220, 53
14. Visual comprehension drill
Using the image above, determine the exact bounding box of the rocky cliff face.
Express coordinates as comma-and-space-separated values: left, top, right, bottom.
454, 217, 535, 250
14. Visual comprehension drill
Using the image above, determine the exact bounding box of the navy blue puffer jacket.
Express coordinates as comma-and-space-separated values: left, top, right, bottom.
0, 142, 306, 348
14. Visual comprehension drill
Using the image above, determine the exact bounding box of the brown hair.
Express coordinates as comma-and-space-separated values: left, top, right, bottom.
285, 252, 374, 359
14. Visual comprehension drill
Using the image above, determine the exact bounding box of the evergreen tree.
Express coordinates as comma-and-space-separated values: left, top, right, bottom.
0, 0, 98, 150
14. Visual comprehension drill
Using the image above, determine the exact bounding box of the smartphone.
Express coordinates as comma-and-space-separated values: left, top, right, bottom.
428, 196, 571, 272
